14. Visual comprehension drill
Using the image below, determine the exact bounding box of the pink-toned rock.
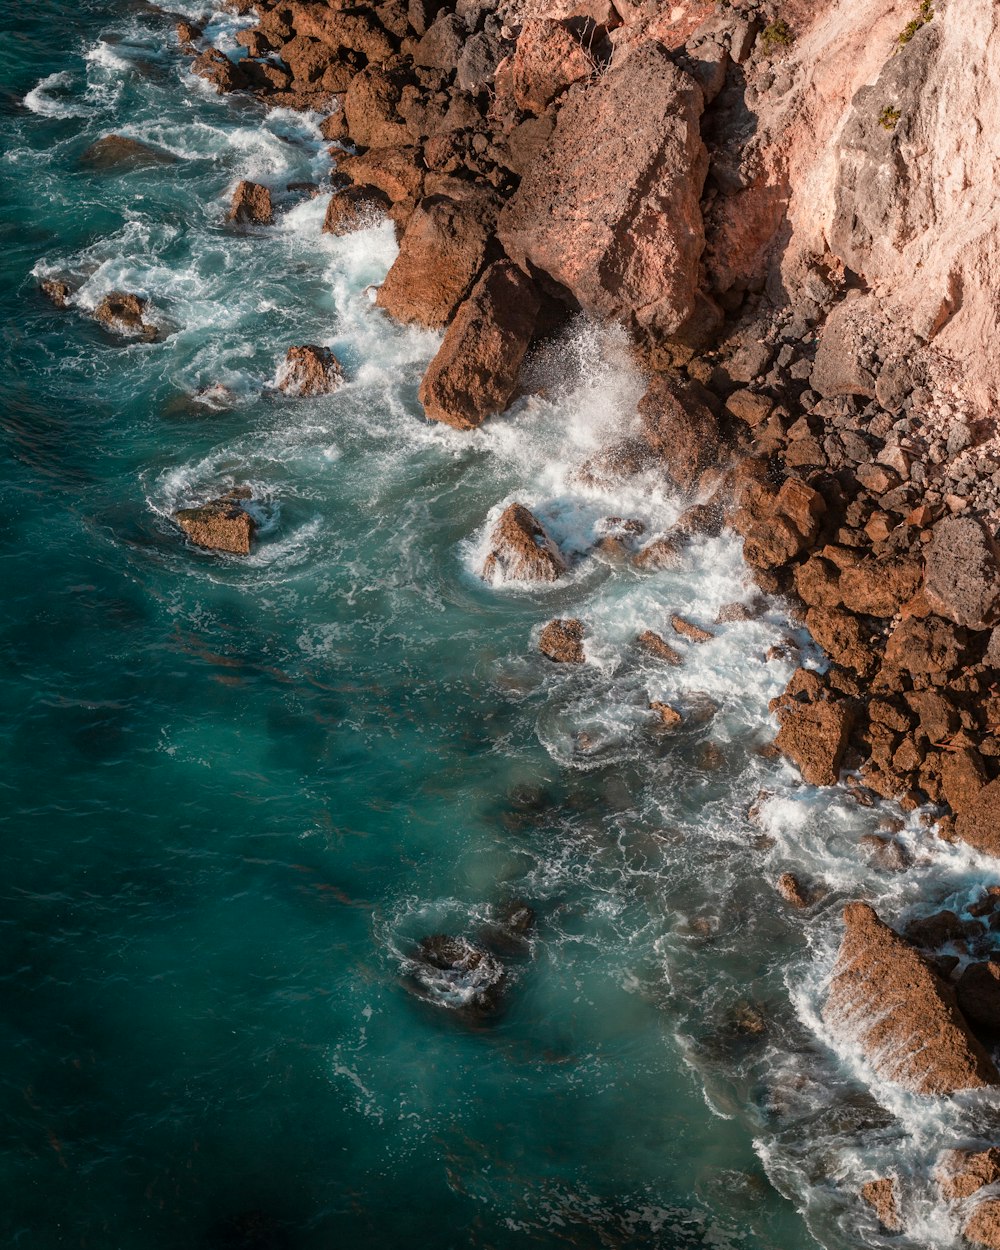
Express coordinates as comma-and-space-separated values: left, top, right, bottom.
966, 1200, 1000, 1250
636, 375, 721, 491
822, 902, 999, 1095
277, 345, 343, 397
539, 618, 585, 663
481, 504, 566, 583
498, 19, 593, 115
419, 261, 540, 430
937, 1148, 1000, 1201
497, 42, 707, 340
860, 1178, 902, 1232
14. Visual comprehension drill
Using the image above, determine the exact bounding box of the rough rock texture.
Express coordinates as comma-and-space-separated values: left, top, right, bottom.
860, 1178, 902, 1232
937, 1148, 1000, 1201
229, 180, 273, 225
323, 185, 391, 235
776, 872, 810, 909
377, 195, 494, 328
956, 780, 1000, 858
481, 503, 566, 583
956, 961, 1000, 1031
40, 279, 71, 308
822, 902, 999, 1096
923, 517, 1000, 631
966, 1201, 1000, 1250
636, 376, 721, 491
419, 261, 540, 429
497, 43, 708, 340
499, 18, 593, 115
174, 495, 257, 556
774, 696, 853, 788
276, 345, 343, 397
409, 934, 507, 1018
93, 291, 157, 341
538, 618, 585, 663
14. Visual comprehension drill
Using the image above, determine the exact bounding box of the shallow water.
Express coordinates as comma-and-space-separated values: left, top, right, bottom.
4, 5, 1000, 1249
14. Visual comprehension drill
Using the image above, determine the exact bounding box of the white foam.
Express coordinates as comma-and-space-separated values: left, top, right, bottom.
23, 71, 91, 119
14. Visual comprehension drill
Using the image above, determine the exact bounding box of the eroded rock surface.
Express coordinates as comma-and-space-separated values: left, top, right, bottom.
481, 503, 566, 584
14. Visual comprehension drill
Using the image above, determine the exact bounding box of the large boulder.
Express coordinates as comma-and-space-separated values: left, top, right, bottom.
956, 778, 1000, 857
376, 195, 494, 328
174, 492, 257, 556
497, 42, 708, 339
636, 376, 721, 492
277, 345, 343, 397
228, 180, 273, 225
481, 503, 566, 583
967, 1202, 1000, 1250
498, 19, 593, 115
922, 516, 1000, 631
418, 261, 540, 429
822, 902, 999, 1095
956, 960, 1000, 1031
343, 63, 411, 149
810, 296, 878, 398
322, 185, 391, 235
774, 695, 854, 787
838, 555, 922, 617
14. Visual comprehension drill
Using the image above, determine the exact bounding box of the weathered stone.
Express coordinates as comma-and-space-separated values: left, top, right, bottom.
323, 185, 391, 235
966, 1200, 1000, 1250
649, 700, 682, 729
229, 180, 273, 225
192, 48, 248, 94
670, 614, 713, 644
956, 960, 1000, 1031
344, 64, 411, 149
636, 631, 682, 665
923, 517, 1000, 631
539, 618, 585, 663
40, 279, 72, 308
811, 297, 877, 398
838, 556, 922, 618
822, 902, 999, 1095
858, 834, 911, 872
776, 871, 810, 908
276, 345, 343, 397
940, 746, 988, 815
937, 1148, 1000, 1201
775, 696, 854, 787
337, 148, 424, 205
806, 607, 877, 676
93, 291, 157, 341
174, 494, 256, 556
631, 536, 683, 570
497, 43, 707, 339
409, 934, 507, 1018
481, 503, 566, 583
80, 134, 175, 169
860, 1178, 901, 1232
636, 376, 721, 492
885, 616, 965, 677
499, 19, 593, 115
419, 261, 540, 429
377, 195, 493, 328
414, 13, 466, 70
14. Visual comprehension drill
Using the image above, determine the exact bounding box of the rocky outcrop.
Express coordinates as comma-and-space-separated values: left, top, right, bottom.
538, 618, 585, 664
860, 1178, 901, 1232
822, 902, 999, 1096
937, 1148, 1000, 1201
80, 134, 175, 169
636, 376, 721, 492
229, 180, 273, 226
408, 935, 507, 1018
968, 1203, 1000, 1250
93, 291, 158, 341
174, 491, 257, 556
276, 345, 343, 397
497, 42, 708, 341
323, 186, 391, 235
481, 504, 566, 584
418, 261, 540, 429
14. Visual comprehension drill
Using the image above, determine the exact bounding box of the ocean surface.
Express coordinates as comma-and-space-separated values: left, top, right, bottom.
4, 4, 1000, 1248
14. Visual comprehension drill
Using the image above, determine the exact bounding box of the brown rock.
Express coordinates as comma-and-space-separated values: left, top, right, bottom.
806, 607, 877, 677
860, 1178, 901, 1232
344, 64, 411, 150
636, 631, 682, 665
775, 697, 854, 787
413, 12, 465, 70
636, 376, 721, 492
838, 556, 923, 618
40, 279, 71, 308
822, 902, 999, 1095
376, 195, 493, 328
497, 43, 707, 340
174, 495, 256, 556
937, 1148, 1000, 1200
795, 555, 842, 608
277, 345, 343, 397
499, 19, 593, 115
903, 909, 970, 949
80, 134, 175, 169
323, 185, 391, 235
337, 147, 424, 206
539, 618, 585, 663
957, 961, 1000, 1031
481, 503, 566, 583
858, 834, 911, 872
885, 615, 965, 677
228, 180, 273, 225
906, 690, 959, 742
725, 388, 772, 427
923, 516, 1000, 631
966, 1200, 1000, 1250
940, 746, 988, 815
419, 261, 540, 430
649, 701, 682, 729
631, 536, 682, 570
670, 614, 713, 644
811, 297, 877, 399
176, 20, 202, 48
192, 48, 248, 94
93, 291, 157, 341
776, 871, 810, 909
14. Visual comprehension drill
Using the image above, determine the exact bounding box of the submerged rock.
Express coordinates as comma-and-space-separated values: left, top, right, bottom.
419, 261, 540, 430
481, 503, 566, 583
409, 935, 507, 1018
276, 345, 343, 397
93, 291, 158, 341
822, 902, 999, 1095
40, 279, 72, 309
229, 180, 273, 226
538, 618, 585, 664
174, 491, 257, 556
80, 134, 175, 169
636, 630, 682, 665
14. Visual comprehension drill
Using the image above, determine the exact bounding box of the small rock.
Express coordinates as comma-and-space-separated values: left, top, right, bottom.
323, 185, 391, 235
276, 345, 343, 397
481, 503, 566, 584
649, 701, 682, 730
93, 291, 157, 341
860, 1178, 902, 1232
631, 536, 683, 570
636, 631, 682, 666
776, 871, 811, 908
409, 935, 507, 1018
670, 614, 714, 644
937, 1148, 1000, 1201
229, 180, 273, 226
858, 834, 911, 872
174, 492, 257, 556
538, 618, 585, 664
40, 279, 72, 308
80, 134, 175, 169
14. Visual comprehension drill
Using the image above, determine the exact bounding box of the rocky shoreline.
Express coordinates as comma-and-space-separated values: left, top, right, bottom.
58, 0, 1000, 1239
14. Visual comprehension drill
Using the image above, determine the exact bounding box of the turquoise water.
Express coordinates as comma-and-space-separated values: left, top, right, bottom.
5, 5, 1000, 1249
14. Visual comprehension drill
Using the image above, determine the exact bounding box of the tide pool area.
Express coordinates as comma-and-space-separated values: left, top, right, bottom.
3, 5, 998, 1249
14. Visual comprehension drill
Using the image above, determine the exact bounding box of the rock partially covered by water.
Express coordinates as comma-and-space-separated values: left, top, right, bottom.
409, 935, 507, 1018
481, 503, 566, 583
538, 618, 585, 663
40, 279, 72, 309
967, 1202, 1000, 1250
498, 42, 707, 339
80, 134, 175, 169
229, 180, 273, 226
922, 516, 1000, 631
822, 902, 999, 1095
192, 48, 248, 94
419, 261, 540, 429
860, 1178, 902, 1232
174, 491, 257, 556
277, 345, 343, 397
322, 185, 391, 236
93, 291, 158, 341
636, 376, 721, 492
957, 960, 1000, 1031
937, 1147, 1000, 1200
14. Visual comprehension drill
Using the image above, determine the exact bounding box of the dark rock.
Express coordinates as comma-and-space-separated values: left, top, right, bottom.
885, 615, 965, 677
192, 48, 248, 94
228, 180, 273, 225
811, 297, 877, 398
903, 909, 974, 949
538, 618, 585, 663
414, 13, 466, 70
823, 902, 999, 1094
858, 834, 911, 872
419, 261, 540, 429
636, 376, 721, 492
409, 935, 507, 1018
957, 961, 1000, 1031
481, 503, 566, 583
277, 345, 343, 397
776, 871, 811, 908
80, 134, 176, 169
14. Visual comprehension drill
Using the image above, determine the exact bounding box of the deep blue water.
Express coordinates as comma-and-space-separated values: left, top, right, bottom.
4, 5, 999, 1249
